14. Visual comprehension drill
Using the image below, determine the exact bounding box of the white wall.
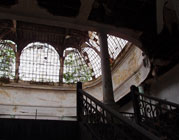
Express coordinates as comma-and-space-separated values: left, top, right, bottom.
0, 86, 76, 120
112, 46, 150, 102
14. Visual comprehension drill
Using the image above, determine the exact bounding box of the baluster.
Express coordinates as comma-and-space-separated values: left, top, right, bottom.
131, 85, 141, 124
157, 101, 162, 121
102, 109, 105, 123
77, 82, 82, 121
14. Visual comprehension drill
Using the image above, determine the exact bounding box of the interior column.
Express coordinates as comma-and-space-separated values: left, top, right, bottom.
98, 31, 115, 104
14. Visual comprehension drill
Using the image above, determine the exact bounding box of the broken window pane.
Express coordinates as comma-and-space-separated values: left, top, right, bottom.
82, 47, 101, 78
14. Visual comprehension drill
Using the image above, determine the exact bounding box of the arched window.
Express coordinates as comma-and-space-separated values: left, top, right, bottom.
19, 42, 60, 83
82, 47, 101, 78
88, 31, 128, 59
107, 35, 128, 59
63, 48, 93, 83
0, 40, 16, 79
86, 31, 128, 78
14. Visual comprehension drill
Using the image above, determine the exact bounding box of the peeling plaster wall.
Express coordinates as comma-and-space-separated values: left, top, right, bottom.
113, 46, 143, 89
0, 86, 76, 120
0, 83, 104, 120
112, 46, 150, 102
0, 87, 75, 107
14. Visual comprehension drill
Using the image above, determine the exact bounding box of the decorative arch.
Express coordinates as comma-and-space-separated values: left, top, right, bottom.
63, 48, 93, 83
0, 40, 16, 79
82, 47, 101, 78
107, 35, 128, 59
19, 42, 60, 82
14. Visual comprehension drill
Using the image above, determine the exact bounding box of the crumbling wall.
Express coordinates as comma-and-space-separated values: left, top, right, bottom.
112, 46, 150, 102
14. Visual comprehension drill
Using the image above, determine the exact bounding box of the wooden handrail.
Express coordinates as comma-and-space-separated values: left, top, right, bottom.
77, 82, 160, 140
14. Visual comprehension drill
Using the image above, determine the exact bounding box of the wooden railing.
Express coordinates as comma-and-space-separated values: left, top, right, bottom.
77, 82, 159, 140
131, 85, 179, 140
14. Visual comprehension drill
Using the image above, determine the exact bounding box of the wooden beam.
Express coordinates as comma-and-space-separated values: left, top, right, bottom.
77, 0, 95, 22
0, 7, 142, 45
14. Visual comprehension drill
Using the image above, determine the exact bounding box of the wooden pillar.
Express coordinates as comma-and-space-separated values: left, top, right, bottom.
77, 82, 82, 121
131, 85, 141, 124
98, 32, 115, 104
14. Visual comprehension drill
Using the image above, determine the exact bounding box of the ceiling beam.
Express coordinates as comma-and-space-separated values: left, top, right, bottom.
0, 4, 142, 46
156, 0, 165, 34
77, 0, 95, 22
